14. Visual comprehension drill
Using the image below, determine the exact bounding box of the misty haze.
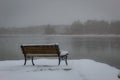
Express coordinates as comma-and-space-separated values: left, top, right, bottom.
0, 0, 120, 69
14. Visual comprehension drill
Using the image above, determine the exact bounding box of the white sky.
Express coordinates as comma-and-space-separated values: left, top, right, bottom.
0, 0, 120, 27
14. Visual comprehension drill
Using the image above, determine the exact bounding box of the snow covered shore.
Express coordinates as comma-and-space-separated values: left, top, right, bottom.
0, 59, 119, 80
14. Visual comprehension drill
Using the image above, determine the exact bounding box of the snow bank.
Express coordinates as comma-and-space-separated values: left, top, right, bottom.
0, 59, 119, 80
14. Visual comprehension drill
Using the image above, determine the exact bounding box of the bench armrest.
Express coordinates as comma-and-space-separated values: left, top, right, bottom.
60, 50, 69, 56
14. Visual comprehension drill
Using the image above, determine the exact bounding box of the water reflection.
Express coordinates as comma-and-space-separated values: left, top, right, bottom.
0, 34, 120, 68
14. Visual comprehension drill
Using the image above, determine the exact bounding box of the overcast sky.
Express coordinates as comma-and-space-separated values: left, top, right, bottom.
0, 0, 120, 27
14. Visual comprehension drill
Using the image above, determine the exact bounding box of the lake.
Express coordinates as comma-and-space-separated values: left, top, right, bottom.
0, 34, 120, 68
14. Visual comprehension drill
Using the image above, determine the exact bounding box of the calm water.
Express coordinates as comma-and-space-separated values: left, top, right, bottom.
0, 34, 120, 68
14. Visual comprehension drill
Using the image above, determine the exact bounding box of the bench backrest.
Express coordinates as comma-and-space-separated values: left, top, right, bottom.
21, 44, 60, 56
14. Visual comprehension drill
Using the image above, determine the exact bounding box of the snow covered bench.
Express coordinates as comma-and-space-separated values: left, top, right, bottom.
21, 44, 69, 66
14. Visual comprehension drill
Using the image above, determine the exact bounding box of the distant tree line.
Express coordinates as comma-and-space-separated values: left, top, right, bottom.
69, 20, 120, 34
0, 20, 120, 35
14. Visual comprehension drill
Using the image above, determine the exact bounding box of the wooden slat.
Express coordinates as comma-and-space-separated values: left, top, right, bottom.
21, 45, 60, 55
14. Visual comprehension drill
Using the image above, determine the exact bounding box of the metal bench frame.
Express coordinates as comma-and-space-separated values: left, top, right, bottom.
21, 44, 68, 66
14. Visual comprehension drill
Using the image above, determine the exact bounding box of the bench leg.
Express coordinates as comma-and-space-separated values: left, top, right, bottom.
24, 55, 27, 65
59, 55, 68, 66
65, 56, 68, 65
31, 57, 35, 66
58, 57, 61, 65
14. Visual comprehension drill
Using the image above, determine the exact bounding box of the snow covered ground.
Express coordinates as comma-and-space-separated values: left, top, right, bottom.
0, 59, 119, 80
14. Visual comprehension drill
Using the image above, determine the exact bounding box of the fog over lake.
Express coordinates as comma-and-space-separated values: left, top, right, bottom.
0, 0, 120, 70
0, 34, 120, 68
